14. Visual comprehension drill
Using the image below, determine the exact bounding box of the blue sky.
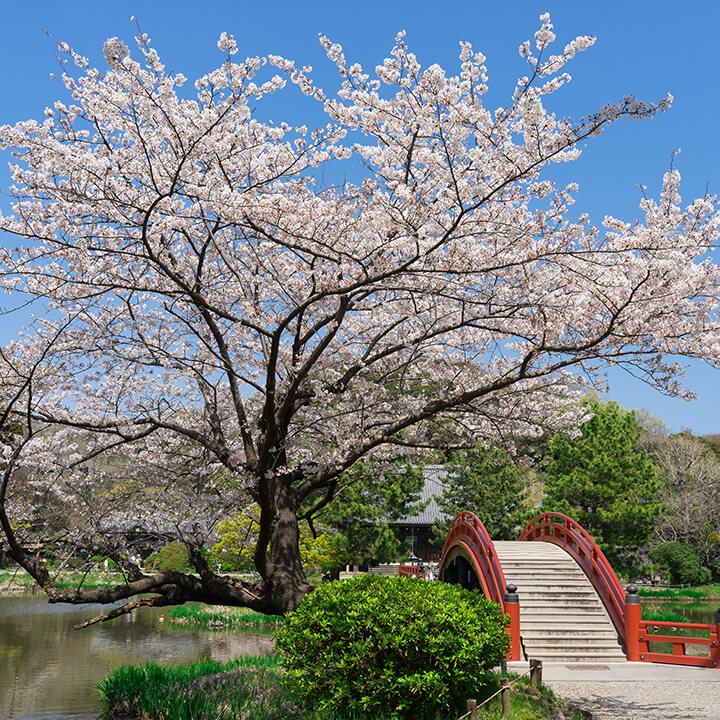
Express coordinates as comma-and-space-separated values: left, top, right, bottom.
0, 0, 719, 433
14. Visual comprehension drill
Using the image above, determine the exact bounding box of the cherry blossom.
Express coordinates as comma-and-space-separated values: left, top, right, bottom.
0, 14, 718, 617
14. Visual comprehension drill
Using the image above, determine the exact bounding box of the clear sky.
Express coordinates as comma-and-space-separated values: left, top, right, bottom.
0, 0, 719, 434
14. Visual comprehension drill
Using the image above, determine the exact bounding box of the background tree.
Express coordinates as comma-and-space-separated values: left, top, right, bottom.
649, 432, 720, 576
649, 541, 712, 585
208, 507, 338, 574
1, 16, 720, 618
432, 444, 529, 542
543, 400, 662, 568
312, 459, 425, 568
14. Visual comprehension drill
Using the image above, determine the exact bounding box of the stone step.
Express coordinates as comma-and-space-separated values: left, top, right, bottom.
504, 565, 583, 569
520, 624, 618, 634
519, 599, 603, 608
520, 615, 614, 625
523, 652, 626, 663
494, 540, 627, 664
523, 642, 625, 654
511, 579, 595, 584
520, 616, 612, 626
505, 571, 585, 578
515, 588, 599, 596
505, 578, 589, 585
522, 638, 620, 647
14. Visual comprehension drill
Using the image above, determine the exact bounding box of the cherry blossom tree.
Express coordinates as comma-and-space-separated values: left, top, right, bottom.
1, 14, 720, 619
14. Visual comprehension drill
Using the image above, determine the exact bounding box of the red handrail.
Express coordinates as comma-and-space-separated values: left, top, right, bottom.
634, 619, 720, 668
518, 512, 627, 646
439, 511, 520, 661
439, 511, 507, 608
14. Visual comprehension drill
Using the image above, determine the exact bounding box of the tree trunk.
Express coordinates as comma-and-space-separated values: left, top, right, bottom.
261, 482, 312, 613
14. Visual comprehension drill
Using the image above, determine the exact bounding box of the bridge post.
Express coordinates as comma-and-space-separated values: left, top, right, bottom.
504, 583, 521, 661
625, 584, 642, 662
714, 608, 720, 667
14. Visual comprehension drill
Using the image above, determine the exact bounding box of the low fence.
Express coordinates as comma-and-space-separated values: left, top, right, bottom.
457, 661, 542, 719
625, 585, 720, 668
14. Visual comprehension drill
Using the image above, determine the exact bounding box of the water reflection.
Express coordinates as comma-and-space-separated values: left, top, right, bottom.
642, 598, 720, 624
0, 596, 274, 720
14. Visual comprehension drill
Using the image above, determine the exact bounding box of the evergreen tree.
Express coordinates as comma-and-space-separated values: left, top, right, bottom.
433, 445, 529, 543
543, 400, 662, 567
312, 459, 426, 567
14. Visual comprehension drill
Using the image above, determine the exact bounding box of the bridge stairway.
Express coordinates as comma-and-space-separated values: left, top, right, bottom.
494, 541, 626, 663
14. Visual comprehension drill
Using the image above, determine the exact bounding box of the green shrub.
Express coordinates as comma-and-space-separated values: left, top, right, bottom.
649, 542, 712, 585
275, 575, 510, 720
145, 542, 193, 572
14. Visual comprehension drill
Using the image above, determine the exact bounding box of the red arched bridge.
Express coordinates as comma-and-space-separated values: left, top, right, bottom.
435, 511, 720, 667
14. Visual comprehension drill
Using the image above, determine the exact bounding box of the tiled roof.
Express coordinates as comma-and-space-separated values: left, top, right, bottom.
391, 464, 450, 526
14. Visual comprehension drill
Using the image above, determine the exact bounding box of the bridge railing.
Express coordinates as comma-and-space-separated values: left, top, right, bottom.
518, 512, 626, 646
440, 511, 506, 606
439, 511, 521, 661
625, 586, 720, 668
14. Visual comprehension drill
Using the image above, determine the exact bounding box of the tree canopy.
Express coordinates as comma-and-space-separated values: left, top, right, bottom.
433, 445, 528, 542
1, 15, 720, 617
543, 400, 662, 566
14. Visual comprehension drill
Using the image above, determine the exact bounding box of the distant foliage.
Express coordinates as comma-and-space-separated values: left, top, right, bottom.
433, 444, 529, 543
145, 542, 193, 573
209, 509, 339, 572
649, 541, 712, 585
316, 459, 426, 567
650, 432, 720, 579
275, 575, 509, 720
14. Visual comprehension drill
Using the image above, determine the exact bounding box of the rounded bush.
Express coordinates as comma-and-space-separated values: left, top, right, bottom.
649, 541, 712, 585
145, 542, 192, 572
275, 574, 509, 720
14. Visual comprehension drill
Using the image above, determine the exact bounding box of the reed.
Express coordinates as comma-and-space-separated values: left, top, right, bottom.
98, 656, 289, 720
641, 605, 711, 650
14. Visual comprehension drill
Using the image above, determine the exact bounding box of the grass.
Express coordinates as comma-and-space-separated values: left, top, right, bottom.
98, 656, 292, 720
98, 660, 582, 720
0, 567, 126, 594
638, 587, 705, 599
641, 604, 711, 656
641, 607, 699, 624
642, 606, 711, 637
169, 604, 283, 628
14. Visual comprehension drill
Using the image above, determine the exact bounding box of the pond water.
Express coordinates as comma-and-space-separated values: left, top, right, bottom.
0, 595, 275, 720
642, 597, 720, 624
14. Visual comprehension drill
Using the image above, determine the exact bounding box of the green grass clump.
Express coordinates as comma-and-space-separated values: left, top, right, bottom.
638, 587, 705, 599
642, 605, 710, 636
99, 656, 288, 720
641, 605, 711, 656
641, 607, 696, 624
169, 604, 283, 628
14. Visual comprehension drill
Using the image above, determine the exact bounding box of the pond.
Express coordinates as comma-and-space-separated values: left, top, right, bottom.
0, 595, 275, 720
641, 597, 720, 624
